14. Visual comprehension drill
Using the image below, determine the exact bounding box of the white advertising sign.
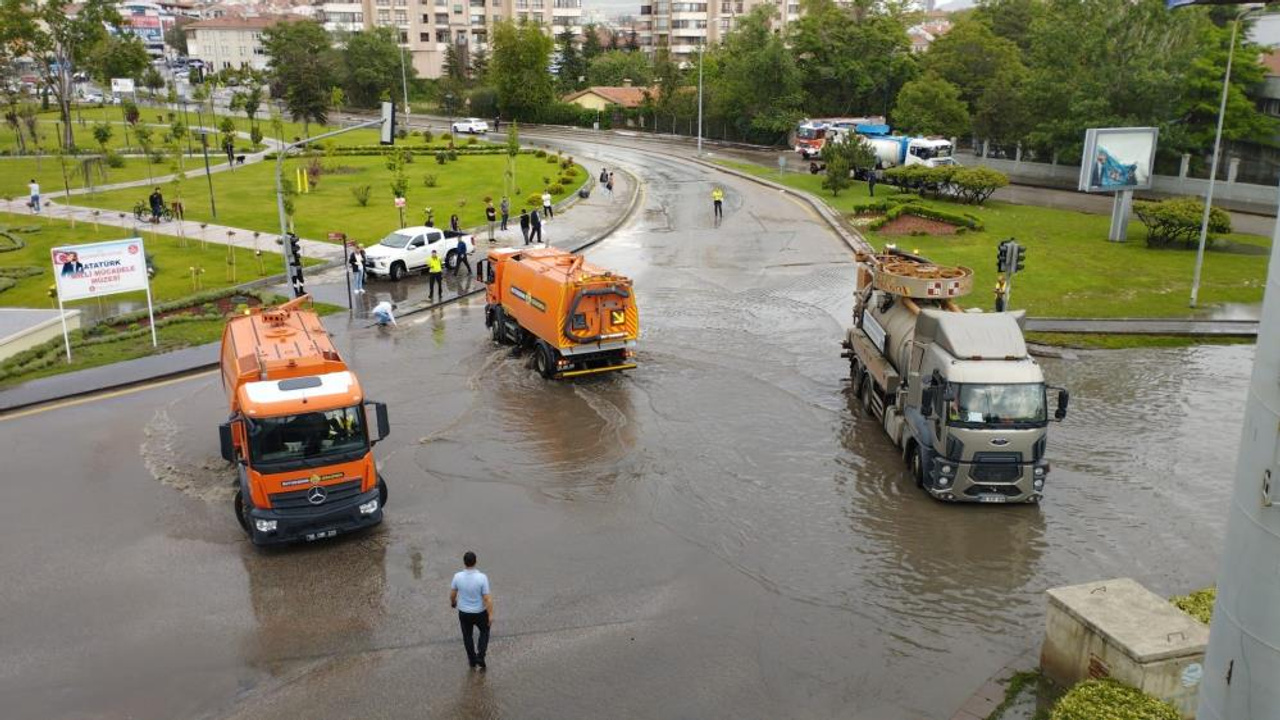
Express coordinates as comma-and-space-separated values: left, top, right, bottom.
51, 238, 150, 301
110, 77, 135, 94
1078, 127, 1159, 193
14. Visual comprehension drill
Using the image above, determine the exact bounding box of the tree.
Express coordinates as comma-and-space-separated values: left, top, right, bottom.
134, 124, 155, 182
608, 30, 620, 51
92, 122, 113, 153
340, 27, 413, 108
330, 86, 345, 120
581, 24, 603, 63
627, 29, 639, 51
241, 85, 263, 127
707, 6, 805, 143
789, 0, 915, 119
1169, 15, 1276, 154
822, 154, 852, 196
470, 44, 490, 84
262, 19, 336, 135
142, 65, 164, 98
0, 0, 127, 148
164, 17, 191, 56
587, 50, 653, 87
86, 33, 150, 87
490, 20, 555, 120
556, 27, 586, 92
922, 17, 1023, 110
822, 132, 877, 174
973, 64, 1030, 146
443, 43, 468, 83
893, 75, 970, 138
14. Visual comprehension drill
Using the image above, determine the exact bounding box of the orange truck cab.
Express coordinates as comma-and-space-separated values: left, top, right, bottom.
217, 296, 390, 546
478, 246, 639, 378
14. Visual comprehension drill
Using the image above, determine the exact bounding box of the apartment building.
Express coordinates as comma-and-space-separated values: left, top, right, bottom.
636, 0, 800, 63
184, 15, 289, 70
321, 0, 582, 78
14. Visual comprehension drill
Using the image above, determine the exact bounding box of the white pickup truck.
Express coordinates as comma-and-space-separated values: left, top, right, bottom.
364, 226, 475, 281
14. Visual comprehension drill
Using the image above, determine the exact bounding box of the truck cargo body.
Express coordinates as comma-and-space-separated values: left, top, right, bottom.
218, 297, 390, 545
480, 247, 639, 378
843, 252, 1067, 503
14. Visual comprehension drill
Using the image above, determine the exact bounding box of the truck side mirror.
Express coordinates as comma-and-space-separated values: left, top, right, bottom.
218, 422, 235, 463
369, 401, 391, 443
1054, 388, 1069, 421
921, 387, 934, 417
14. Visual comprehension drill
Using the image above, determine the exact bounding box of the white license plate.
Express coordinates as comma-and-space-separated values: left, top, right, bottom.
305, 529, 338, 541
978, 495, 1007, 504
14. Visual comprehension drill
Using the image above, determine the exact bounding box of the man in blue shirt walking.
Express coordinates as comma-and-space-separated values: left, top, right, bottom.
450, 551, 494, 670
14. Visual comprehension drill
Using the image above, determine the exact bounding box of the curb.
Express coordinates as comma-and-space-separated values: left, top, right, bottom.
0, 166, 642, 414
948, 647, 1039, 720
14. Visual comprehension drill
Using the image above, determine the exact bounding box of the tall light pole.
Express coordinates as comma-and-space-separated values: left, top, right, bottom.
198, 130, 217, 219
399, 43, 411, 128
696, 41, 704, 156
1190, 5, 1264, 308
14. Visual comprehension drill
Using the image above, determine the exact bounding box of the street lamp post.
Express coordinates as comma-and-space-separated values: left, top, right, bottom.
399, 44, 411, 129
198, 131, 217, 219
1190, 5, 1264, 308
696, 42, 704, 156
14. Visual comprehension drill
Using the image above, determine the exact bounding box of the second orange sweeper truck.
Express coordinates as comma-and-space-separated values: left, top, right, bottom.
479, 246, 639, 378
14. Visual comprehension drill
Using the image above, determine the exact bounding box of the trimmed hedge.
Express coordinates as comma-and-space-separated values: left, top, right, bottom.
868, 203, 984, 232
1050, 680, 1180, 720
883, 165, 1009, 205
1134, 197, 1231, 248
1171, 586, 1215, 624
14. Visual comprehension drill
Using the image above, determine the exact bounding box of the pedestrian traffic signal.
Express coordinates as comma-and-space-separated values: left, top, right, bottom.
997, 239, 1011, 273
286, 232, 305, 297
1015, 244, 1027, 273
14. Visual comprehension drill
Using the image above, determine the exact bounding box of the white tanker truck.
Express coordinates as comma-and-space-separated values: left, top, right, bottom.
842, 248, 1069, 503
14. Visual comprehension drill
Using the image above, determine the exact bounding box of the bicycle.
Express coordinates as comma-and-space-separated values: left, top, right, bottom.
133, 201, 174, 223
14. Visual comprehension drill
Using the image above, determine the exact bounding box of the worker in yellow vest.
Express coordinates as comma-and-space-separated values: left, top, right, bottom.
711, 187, 724, 221
427, 249, 444, 301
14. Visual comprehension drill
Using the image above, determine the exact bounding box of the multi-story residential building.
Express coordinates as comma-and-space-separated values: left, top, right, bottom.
318, 1, 366, 33
184, 15, 289, 70
637, 0, 763, 63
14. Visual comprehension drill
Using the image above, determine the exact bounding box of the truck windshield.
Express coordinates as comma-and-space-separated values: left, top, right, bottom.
378, 231, 413, 248
247, 405, 369, 468
796, 127, 818, 140
948, 384, 1046, 427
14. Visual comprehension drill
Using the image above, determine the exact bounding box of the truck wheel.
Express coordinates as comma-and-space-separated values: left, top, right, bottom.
910, 447, 925, 488
491, 307, 507, 344
377, 475, 388, 507
860, 378, 875, 417
233, 489, 251, 536
445, 249, 458, 270
534, 342, 556, 378
390, 261, 406, 282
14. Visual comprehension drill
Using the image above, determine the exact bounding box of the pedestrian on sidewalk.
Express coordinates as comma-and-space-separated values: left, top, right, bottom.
599, 168, 608, 184
453, 236, 471, 277
868, 170, 877, 198
349, 244, 367, 294
27, 179, 40, 214
530, 207, 543, 244
450, 214, 461, 233
519, 208, 530, 245
493, 116, 500, 132
541, 189, 553, 219
499, 196, 509, 231
606, 173, 615, 201
427, 249, 444, 300
372, 300, 397, 327
149, 187, 165, 223
485, 200, 497, 243
712, 186, 723, 220
450, 551, 494, 670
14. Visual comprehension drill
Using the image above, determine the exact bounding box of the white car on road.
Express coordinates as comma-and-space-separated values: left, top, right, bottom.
451, 118, 489, 134
364, 226, 475, 281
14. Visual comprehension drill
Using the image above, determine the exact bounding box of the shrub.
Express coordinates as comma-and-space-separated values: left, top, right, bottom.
559, 174, 576, 186
534, 149, 547, 158
421, 129, 434, 144
560, 157, 574, 170
546, 155, 560, 164
883, 165, 957, 198
436, 150, 447, 165
424, 174, 438, 188
542, 176, 551, 185
466, 137, 478, 146
547, 183, 564, 195
149, 150, 166, 164
440, 132, 452, 142
525, 193, 542, 207
446, 149, 457, 161
1134, 197, 1231, 248
951, 167, 1009, 205
351, 185, 372, 207
562, 165, 579, 178
105, 152, 126, 169
249, 126, 263, 146
1171, 586, 1215, 624
867, 204, 983, 232
396, 127, 409, 140
1050, 680, 1180, 720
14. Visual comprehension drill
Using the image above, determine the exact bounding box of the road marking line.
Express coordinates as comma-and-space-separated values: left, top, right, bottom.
0, 370, 217, 422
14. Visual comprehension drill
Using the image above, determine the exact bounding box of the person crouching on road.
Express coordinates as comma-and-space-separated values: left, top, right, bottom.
450, 551, 494, 670
372, 300, 397, 327
427, 249, 444, 301
453, 236, 471, 277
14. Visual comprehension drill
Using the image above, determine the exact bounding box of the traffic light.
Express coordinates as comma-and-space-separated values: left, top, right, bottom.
1015, 244, 1027, 273
380, 101, 396, 145
997, 239, 1011, 273
286, 232, 305, 297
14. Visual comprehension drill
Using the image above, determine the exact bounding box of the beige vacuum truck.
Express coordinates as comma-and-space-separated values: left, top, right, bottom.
842, 248, 1069, 503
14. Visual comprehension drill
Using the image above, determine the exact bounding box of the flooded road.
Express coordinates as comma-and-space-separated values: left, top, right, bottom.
0, 138, 1252, 719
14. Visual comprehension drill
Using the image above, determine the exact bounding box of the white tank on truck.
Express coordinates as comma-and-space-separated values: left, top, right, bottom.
842, 248, 1069, 503
860, 133, 956, 170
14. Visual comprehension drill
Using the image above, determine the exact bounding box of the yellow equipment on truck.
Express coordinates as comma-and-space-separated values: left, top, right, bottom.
478, 246, 639, 378
218, 295, 390, 546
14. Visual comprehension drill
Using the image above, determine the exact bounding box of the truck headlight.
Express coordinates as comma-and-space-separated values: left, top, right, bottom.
1034, 466, 1045, 477
937, 476, 951, 488
941, 464, 953, 476
255, 519, 278, 532
359, 499, 379, 515
1033, 478, 1044, 491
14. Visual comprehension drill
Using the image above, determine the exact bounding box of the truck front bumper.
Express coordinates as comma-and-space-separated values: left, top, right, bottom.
927, 457, 1049, 504
247, 487, 384, 546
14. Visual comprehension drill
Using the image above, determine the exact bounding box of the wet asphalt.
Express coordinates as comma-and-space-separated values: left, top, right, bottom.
0, 135, 1252, 720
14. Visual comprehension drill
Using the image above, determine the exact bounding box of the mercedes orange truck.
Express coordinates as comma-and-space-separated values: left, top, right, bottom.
218, 295, 389, 546
479, 246, 639, 378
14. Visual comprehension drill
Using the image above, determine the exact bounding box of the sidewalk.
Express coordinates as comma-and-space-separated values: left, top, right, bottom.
0, 164, 641, 413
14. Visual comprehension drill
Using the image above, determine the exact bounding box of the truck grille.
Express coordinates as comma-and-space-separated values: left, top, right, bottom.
970, 452, 1022, 483
270, 479, 364, 513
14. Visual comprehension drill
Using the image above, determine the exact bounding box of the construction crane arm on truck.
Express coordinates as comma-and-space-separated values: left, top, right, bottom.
217, 295, 391, 546
841, 250, 1068, 504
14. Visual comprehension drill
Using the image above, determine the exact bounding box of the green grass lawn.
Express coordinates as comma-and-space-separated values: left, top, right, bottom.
0, 211, 313, 309
0, 154, 180, 200
75, 153, 588, 245
719, 160, 1270, 319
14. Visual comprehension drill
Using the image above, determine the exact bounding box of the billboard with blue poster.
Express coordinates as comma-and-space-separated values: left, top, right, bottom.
1078, 127, 1159, 193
